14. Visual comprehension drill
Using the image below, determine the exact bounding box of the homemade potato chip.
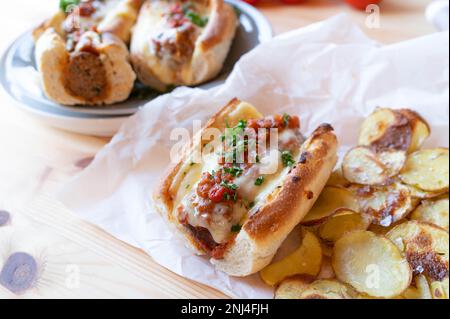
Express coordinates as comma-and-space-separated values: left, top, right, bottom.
377, 150, 407, 177
404, 183, 447, 200
301, 187, 360, 226
342, 147, 389, 186
386, 221, 449, 283
274, 276, 313, 299
332, 231, 412, 298
411, 198, 449, 231
401, 275, 432, 299
415, 275, 433, 299
260, 231, 322, 286
397, 109, 431, 153
399, 148, 449, 192
318, 209, 371, 242
275, 278, 358, 299
356, 183, 416, 226
358, 108, 412, 152
299, 280, 359, 299
430, 278, 449, 299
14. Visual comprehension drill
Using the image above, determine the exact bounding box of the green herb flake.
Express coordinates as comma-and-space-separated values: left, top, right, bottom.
282, 151, 295, 167
221, 181, 238, 191
185, 10, 209, 28
60, 0, 80, 12
283, 113, 291, 127
237, 120, 247, 129
223, 166, 243, 177
255, 176, 265, 186
223, 193, 231, 201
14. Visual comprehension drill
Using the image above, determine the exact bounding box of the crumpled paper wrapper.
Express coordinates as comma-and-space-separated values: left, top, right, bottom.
59, 14, 449, 299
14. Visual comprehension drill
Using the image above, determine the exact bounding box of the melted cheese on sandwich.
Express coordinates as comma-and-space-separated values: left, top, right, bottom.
176, 105, 305, 247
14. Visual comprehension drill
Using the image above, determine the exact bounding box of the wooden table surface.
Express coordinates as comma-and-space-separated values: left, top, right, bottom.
0, 0, 437, 299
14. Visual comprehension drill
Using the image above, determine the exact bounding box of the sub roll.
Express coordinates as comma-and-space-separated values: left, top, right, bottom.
33, 0, 143, 106
130, 0, 238, 91
154, 99, 338, 276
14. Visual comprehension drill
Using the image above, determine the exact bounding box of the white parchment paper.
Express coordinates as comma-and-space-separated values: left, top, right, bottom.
58, 15, 450, 299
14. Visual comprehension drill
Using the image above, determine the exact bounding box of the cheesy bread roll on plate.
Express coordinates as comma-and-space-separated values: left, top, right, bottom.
33, 0, 143, 106
131, 0, 238, 91
154, 99, 338, 276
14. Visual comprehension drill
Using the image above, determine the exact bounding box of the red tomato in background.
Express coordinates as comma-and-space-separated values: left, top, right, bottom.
344, 0, 382, 10
242, 0, 259, 5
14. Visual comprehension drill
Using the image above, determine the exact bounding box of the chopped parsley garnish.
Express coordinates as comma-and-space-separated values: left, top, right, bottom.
231, 224, 242, 233
185, 10, 209, 27
282, 151, 295, 167
223, 166, 243, 177
223, 193, 231, 201
237, 120, 247, 129
255, 176, 265, 186
283, 113, 291, 127
221, 181, 238, 191
222, 119, 251, 164
60, 0, 80, 12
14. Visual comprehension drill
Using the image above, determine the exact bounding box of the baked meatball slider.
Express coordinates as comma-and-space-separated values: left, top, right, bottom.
154, 99, 338, 276
130, 0, 238, 91
33, 0, 142, 105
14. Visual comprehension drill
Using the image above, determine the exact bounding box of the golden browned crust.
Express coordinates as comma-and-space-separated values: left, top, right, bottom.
130, 0, 237, 90
244, 124, 338, 240
98, 0, 144, 43
33, 11, 66, 42
199, 0, 237, 52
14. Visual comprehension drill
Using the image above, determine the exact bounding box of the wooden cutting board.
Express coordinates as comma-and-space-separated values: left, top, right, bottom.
0, 0, 434, 299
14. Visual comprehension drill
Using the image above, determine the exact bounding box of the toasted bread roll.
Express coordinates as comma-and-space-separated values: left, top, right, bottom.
35, 30, 136, 105
34, 0, 142, 105
154, 99, 338, 276
98, 0, 144, 43
131, 0, 238, 91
